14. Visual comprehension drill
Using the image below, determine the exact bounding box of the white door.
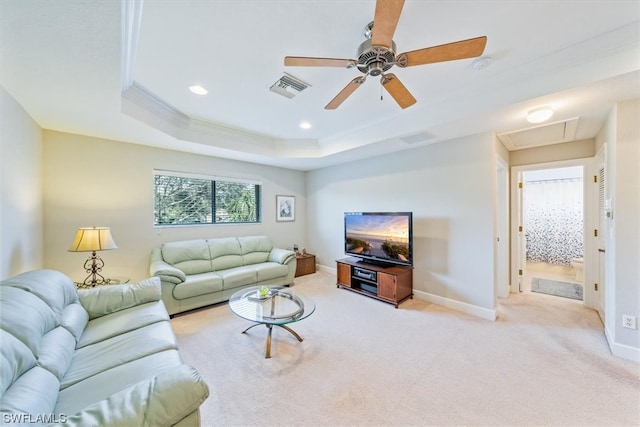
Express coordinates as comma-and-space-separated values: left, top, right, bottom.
595, 154, 607, 321
511, 171, 525, 293
496, 156, 510, 298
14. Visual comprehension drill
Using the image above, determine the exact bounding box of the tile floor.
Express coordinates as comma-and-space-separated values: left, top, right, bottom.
522, 261, 583, 297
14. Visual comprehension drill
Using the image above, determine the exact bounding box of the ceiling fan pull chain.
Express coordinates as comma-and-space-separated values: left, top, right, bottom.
380, 84, 383, 101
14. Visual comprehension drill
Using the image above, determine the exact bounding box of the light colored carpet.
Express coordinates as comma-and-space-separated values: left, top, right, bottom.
531, 277, 583, 300
171, 271, 639, 426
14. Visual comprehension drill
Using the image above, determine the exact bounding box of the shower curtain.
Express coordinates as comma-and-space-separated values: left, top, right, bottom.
524, 178, 583, 266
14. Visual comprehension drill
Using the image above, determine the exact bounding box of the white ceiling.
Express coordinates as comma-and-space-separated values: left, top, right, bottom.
2, 1, 639, 171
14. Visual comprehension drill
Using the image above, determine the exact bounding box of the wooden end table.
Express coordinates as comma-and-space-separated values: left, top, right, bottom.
295, 253, 316, 277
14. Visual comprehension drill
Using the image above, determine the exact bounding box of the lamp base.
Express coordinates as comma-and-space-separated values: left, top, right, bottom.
81, 251, 108, 287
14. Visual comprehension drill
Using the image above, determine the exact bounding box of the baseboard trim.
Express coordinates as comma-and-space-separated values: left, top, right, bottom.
317, 264, 335, 275
414, 290, 497, 321
605, 325, 640, 363
318, 264, 496, 320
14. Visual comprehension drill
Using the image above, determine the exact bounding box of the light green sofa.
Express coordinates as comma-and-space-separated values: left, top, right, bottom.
0, 269, 209, 426
149, 235, 297, 315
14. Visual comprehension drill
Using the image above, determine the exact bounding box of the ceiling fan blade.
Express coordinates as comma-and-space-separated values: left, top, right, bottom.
284, 56, 356, 68
325, 77, 366, 110
371, 0, 405, 49
380, 73, 416, 109
396, 36, 488, 67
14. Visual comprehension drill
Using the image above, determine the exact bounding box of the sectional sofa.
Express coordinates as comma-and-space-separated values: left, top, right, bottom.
149, 235, 297, 315
0, 269, 209, 426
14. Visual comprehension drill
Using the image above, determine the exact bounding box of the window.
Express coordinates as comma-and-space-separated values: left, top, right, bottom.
154, 171, 261, 226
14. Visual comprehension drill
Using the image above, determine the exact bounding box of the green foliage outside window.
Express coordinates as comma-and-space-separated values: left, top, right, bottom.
154, 174, 261, 225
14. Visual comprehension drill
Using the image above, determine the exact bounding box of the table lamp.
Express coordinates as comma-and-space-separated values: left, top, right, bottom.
68, 226, 118, 286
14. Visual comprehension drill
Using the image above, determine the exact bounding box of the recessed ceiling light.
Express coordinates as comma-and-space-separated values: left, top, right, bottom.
189, 85, 208, 95
300, 121, 311, 129
471, 56, 492, 70
527, 106, 554, 124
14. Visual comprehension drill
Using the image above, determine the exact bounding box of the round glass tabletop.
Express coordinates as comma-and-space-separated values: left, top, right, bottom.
229, 285, 315, 326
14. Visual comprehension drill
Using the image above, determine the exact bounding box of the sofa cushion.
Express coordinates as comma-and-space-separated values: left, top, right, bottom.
59, 365, 209, 427
38, 326, 77, 381
0, 330, 36, 396
161, 239, 212, 275
217, 266, 257, 290
61, 321, 178, 390
0, 366, 59, 417
0, 270, 81, 416
55, 350, 183, 417
238, 235, 272, 265
78, 278, 162, 320
208, 237, 244, 271
0, 286, 58, 357
173, 272, 223, 300
1, 269, 78, 317
61, 302, 89, 342
251, 262, 290, 282
77, 301, 169, 348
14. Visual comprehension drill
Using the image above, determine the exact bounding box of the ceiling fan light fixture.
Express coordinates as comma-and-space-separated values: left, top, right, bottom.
527, 106, 554, 123
189, 85, 208, 95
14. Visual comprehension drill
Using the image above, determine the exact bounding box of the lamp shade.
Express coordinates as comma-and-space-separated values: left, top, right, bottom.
68, 227, 118, 252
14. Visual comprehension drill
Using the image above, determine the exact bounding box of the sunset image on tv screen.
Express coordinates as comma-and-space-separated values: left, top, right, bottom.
345, 214, 410, 262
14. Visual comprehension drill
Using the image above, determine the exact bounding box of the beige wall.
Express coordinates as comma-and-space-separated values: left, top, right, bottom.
42, 131, 307, 282
510, 139, 595, 166
597, 98, 640, 358
307, 132, 499, 319
1, 87, 43, 279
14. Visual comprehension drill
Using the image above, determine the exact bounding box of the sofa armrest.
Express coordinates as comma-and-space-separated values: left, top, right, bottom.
269, 247, 296, 265
150, 248, 186, 284
78, 277, 162, 320
56, 365, 209, 427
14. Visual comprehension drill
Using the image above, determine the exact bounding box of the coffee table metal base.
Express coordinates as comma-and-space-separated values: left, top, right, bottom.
241, 323, 304, 358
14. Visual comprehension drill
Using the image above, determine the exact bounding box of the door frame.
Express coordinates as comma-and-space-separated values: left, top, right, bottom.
594, 144, 607, 321
509, 157, 598, 309
495, 154, 510, 299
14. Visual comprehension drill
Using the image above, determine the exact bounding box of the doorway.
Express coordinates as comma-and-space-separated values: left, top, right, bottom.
521, 166, 584, 299
510, 158, 598, 310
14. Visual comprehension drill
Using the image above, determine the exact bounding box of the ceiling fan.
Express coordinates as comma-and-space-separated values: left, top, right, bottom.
284, 0, 487, 110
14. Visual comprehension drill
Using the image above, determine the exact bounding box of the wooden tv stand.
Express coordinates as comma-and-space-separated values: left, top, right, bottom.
336, 257, 413, 308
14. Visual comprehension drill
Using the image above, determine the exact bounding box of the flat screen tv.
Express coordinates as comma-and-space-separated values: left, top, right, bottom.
344, 212, 413, 267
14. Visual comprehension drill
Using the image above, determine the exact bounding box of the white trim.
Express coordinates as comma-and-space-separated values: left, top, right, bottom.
153, 169, 263, 186
495, 153, 510, 299
605, 325, 640, 363
317, 264, 336, 275
510, 157, 593, 302
120, 0, 144, 91
122, 82, 190, 129
414, 290, 498, 321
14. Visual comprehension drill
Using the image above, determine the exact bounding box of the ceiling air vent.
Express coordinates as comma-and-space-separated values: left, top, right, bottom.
400, 131, 435, 144
270, 72, 311, 99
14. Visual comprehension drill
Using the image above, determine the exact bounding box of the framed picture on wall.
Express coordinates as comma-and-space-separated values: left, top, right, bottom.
276, 195, 295, 222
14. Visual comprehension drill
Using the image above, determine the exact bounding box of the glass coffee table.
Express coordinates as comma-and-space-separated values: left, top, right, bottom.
229, 285, 315, 358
